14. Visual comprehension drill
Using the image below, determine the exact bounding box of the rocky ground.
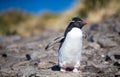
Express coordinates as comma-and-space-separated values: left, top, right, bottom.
0, 17, 120, 77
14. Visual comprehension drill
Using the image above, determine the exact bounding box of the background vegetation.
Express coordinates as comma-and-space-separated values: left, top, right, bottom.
0, 0, 120, 36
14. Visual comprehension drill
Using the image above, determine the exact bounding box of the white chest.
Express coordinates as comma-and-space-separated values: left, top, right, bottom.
67, 27, 83, 39
59, 28, 83, 54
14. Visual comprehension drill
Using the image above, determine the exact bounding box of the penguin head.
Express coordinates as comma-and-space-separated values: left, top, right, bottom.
71, 17, 87, 29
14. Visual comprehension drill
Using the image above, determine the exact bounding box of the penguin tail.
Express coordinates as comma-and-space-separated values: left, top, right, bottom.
45, 36, 64, 50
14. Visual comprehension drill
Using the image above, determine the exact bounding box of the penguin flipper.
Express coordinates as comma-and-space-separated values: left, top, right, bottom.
45, 36, 64, 50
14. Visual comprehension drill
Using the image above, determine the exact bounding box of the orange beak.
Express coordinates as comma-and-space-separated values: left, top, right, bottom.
81, 20, 87, 25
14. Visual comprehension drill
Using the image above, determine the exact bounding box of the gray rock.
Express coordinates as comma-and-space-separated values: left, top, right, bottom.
114, 21, 120, 33
87, 42, 101, 50
97, 37, 118, 48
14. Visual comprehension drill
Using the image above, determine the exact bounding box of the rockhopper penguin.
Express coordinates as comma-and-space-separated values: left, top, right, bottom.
58, 17, 87, 73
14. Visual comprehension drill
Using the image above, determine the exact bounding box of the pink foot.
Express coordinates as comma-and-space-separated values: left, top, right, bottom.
60, 67, 66, 72
73, 68, 79, 73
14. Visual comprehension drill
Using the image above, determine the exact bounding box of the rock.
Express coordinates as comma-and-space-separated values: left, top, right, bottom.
6, 44, 20, 53
1, 53, 7, 58
90, 24, 99, 31
115, 71, 120, 76
25, 42, 39, 49
87, 42, 101, 50
114, 54, 120, 59
97, 37, 118, 48
0, 68, 17, 77
16, 66, 38, 77
114, 22, 120, 33
113, 62, 120, 67
88, 35, 94, 42
0, 42, 6, 49
38, 62, 50, 69
35, 73, 41, 77
105, 47, 120, 67
105, 55, 111, 61
26, 54, 31, 60
29, 51, 47, 60
107, 47, 120, 58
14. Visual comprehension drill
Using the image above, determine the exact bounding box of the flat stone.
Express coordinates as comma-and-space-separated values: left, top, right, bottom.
87, 42, 101, 50
97, 37, 118, 48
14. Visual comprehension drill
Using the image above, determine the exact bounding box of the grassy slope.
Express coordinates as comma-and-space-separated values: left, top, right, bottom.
0, 0, 120, 36
0, 9, 32, 35
51, 0, 120, 30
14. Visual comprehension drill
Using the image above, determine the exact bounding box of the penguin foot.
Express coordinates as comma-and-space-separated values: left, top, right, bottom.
60, 67, 66, 72
73, 68, 79, 73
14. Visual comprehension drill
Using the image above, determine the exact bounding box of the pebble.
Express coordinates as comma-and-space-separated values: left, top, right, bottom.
1, 53, 7, 58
